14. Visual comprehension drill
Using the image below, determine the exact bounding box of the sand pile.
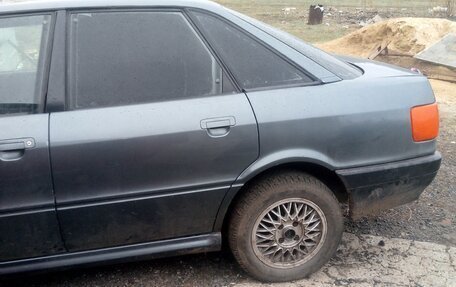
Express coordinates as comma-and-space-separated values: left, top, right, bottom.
318, 18, 456, 58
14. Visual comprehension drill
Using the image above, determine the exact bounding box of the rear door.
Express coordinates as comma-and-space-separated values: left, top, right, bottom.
50, 10, 259, 251
0, 13, 65, 261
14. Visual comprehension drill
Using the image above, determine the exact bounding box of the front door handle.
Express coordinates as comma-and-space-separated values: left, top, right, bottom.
0, 138, 35, 152
200, 116, 236, 138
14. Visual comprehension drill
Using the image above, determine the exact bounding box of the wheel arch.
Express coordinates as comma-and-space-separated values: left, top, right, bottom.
213, 160, 349, 234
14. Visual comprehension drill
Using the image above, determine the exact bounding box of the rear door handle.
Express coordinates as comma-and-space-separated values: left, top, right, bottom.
200, 117, 236, 138
200, 116, 236, 129
0, 138, 35, 152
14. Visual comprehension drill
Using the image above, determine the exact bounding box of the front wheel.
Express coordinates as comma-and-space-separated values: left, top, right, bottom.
229, 171, 343, 282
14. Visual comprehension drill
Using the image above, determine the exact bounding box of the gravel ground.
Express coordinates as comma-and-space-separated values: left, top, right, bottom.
5, 233, 456, 287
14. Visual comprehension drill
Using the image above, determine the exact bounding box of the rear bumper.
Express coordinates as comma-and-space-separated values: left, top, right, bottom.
336, 152, 441, 218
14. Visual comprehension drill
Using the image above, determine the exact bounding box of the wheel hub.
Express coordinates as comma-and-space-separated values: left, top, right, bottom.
276, 222, 303, 247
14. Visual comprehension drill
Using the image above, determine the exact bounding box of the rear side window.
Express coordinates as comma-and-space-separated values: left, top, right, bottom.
0, 15, 51, 116
69, 12, 233, 110
226, 8, 363, 80
191, 11, 313, 91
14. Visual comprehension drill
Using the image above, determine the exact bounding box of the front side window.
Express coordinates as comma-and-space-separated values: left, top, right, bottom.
191, 11, 314, 91
0, 15, 51, 116
69, 11, 232, 110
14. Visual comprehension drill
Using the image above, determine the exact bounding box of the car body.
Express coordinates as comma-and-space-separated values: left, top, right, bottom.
0, 0, 440, 281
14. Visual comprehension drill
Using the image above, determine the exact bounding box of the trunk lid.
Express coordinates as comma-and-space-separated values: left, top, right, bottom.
336, 55, 420, 79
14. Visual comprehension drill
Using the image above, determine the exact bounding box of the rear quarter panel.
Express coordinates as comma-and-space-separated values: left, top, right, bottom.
241, 74, 436, 181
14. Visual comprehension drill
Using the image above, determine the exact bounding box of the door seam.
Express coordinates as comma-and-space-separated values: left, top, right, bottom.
47, 114, 70, 252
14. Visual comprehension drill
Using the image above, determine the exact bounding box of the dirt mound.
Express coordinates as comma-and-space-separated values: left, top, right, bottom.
318, 18, 456, 57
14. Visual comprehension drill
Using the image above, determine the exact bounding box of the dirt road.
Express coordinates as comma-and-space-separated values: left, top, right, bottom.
5, 233, 456, 287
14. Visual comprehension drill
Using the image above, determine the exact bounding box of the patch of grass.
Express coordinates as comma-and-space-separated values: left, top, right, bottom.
215, 0, 446, 9
214, 0, 357, 43
213, 0, 447, 43
260, 19, 358, 43
265, 19, 356, 43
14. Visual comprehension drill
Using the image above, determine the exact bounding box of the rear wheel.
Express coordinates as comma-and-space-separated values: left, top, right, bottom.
229, 171, 343, 282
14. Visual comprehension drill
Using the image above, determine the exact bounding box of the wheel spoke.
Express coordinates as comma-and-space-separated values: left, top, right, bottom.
268, 213, 282, 227
263, 247, 279, 256
307, 221, 320, 232
296, 246, 308, 255
305, 231, 321, 240
293, 202, 303, 220
258, 222, 275, 234
303, 240, 317, 247
284, 202, 292, 219
256, 233, 274, 240
270, 208, 283, 222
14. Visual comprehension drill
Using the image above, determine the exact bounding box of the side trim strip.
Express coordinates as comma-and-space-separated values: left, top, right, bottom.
0, 206, 55, 218
0, 233, 221, 275
57, 185, 231, 210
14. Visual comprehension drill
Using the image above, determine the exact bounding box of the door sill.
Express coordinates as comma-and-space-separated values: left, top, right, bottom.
0, 233, 221, 275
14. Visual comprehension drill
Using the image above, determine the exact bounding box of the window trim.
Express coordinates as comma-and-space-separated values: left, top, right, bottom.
186, 8, 321, 93
0, 12, 56, 115
45, 10, 66, 113
65, 8, 237, 111
182, 10, 241, 94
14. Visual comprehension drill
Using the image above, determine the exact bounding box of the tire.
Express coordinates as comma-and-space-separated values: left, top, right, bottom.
229, 171, 343, 282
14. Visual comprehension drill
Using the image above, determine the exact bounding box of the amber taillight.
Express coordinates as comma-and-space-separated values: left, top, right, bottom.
410, 103, 439, 142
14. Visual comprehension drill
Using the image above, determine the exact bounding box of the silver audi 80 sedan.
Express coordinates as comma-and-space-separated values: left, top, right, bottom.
0, 0, 441, 282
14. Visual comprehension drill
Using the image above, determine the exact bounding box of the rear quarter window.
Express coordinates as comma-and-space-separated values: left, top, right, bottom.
225, 8, 362, 80
191, 11, 314, 91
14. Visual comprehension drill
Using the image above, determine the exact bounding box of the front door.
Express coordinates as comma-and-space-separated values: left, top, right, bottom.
0, 14, 65, 262
50, 11, 259, 251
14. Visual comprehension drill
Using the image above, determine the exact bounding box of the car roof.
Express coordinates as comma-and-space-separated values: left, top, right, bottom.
0, 0, 220, 14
